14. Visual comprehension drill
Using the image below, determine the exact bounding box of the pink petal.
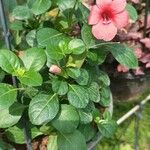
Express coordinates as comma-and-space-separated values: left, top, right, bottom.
111, 0, 127, 13
133, 67, 145, 75
113, 11, 129, 29
92, 21, 117, 41
134, 48, 143, 59
96, 0, 112, 8
88, 5, 101, 25
139, 54, 150, 63
117, 64, 129, 73
127, 32, 142, 40
131, 0, 139, 4
140, 38, 150, 48
146, 62, 150, 68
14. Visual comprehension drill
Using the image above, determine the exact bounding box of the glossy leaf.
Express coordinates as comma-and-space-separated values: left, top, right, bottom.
6, 125, 43, 144
52, 104, 79, 133
12, 6, 32, 20
58, 130, 87, 150
37, 28, 69, 47
78, 124, 96, 142
52, 78, 68, 96
66, 68, 81, 79
126, 4, 138, 21
29, 0, 52, 15
29, 94, 59, 125
26, 30, 37, 47
76, 69, 89, 85
0, 83, 23, 128
18, 70, 43, 86
57, 0, 76, 11
88, 82, 100, 103
68, 39, 86, 55
68, 85, 89, 108
81, 24, 95, 48
20, 47, 46, 71
47, 135, 58, 150
0, 50, 21, 74
98, 71, 110, 86
98, 120, 117, 138
108, 44, 138, 69
78, 109, 93, 124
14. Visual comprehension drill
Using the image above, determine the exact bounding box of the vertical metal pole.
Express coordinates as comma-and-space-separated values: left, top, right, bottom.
0, 0, 17, 87
0, 0, 32, 149
143, 0, 149, 38
134, 106, 142, 150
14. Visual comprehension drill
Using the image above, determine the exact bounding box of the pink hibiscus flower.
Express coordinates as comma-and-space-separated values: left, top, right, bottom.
88, 0, 129, 41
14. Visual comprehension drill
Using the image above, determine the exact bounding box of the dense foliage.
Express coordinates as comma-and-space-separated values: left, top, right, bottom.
0, 0, 140, 149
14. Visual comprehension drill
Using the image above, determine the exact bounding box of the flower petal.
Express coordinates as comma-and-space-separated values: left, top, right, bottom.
88, 5, 101, 25
96, 0, 112, 8
111, 0, 127, 13
113, 11, 129, 29
92, 21, 117, 41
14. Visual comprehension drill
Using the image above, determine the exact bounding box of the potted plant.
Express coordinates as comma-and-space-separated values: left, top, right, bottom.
0, 0, 138, 149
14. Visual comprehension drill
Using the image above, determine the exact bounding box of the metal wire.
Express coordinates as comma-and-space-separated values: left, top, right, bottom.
0, 0, 32, 149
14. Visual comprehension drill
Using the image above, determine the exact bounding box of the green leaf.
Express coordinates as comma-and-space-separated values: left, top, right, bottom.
0, 49, 21, 74
81, 24, 95, 48
68, 85, 89, 108
46, 44, 65, 61
52, 104, 79, 133
18, 70, 43, 86
68, 39, 86, 55
52, 78, 68, 96
78, 124, 96, 142
10, 20, 23, 31
126, 4, 138, 21
37, 28, 69, 47
20, 47, 46, 71
108, 44, 138, 69
0, 83, 23, 128
77, 2, 89, 22
4, 0, 17, 13
76, 69, 89, 85
78, 109, 93, 124
57, 0, 76, 11
6, 125, 43, 144
0, 139, 14, 149
26, 30, 37, 47
98, 120, 117, 138
66, 68, 81, 79
47, 135, 58, 150
29, 0, 52, 15
58, 130, 87, 150
29, 94, 59, 125
99, 87, 111, 107
87, 49, 108, 65
0, 69, 5, 82
98, 71, 110, 86
88, 82, 100, 103
12, 6, 32, 20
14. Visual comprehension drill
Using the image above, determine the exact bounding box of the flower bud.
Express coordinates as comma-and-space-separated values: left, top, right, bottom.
49, 65, 61, 75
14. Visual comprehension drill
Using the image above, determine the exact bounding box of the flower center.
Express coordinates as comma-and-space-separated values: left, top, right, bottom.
101, 10, 113, 25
